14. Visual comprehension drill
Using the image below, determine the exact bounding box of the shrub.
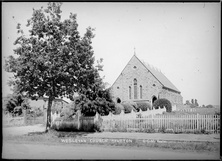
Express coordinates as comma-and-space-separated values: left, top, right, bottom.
144, 128, 156, 133
190, 104, 197, 108
206, 104, 214, 108
214, 111, 220, 115
136, 102, 152, 111
115, 103, 124, 114
60, 106, 75, 119
122, 101, 139, 111
153, 98, 172, 112
121, 103, 136, 113
74, 93, 116, 117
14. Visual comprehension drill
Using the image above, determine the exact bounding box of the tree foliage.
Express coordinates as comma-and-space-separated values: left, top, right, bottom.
4, 2, 108, 130
185, 100, 191, 105
3, 92, 31, 116
74, 88, 115, 116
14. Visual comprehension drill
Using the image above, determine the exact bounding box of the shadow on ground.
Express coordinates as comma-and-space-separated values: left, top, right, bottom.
27, 130, 94, 138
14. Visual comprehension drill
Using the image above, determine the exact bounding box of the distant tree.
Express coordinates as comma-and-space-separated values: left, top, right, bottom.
191, 99, 194, 105
194, 99, 199, 107
4, 2, 107, 131
202, 104, 205, 108
3, 91, 30, 116
185, 100, 191, 105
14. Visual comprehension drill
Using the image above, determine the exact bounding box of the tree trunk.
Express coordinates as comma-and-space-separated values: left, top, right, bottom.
45, 95, 54, 132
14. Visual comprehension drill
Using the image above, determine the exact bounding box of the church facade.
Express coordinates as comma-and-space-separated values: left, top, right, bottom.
110, 55, 183, 106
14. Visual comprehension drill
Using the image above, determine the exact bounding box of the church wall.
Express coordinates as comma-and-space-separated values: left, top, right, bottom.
111, 56, 163, 103
111, 55, 183, 106
159, 89, 183, 105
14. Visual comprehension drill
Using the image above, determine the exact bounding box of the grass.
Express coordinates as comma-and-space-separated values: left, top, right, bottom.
3, 129, 220, 153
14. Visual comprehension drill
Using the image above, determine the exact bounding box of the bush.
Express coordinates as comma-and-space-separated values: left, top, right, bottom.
206, 104, 214, 108
115, 103, 124, 114
153, 98, 172, 112
121, 103, 137, 113
74, 93, 116, 117
136, 102, 152, 111
190, 104, 197, 108
60, 106, 75, 119
122, 101, 139, 111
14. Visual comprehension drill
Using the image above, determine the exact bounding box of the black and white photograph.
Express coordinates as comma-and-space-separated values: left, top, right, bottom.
2, 2, 220, 160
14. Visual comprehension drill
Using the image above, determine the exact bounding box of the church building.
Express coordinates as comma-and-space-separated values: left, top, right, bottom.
110, 55, 183, 106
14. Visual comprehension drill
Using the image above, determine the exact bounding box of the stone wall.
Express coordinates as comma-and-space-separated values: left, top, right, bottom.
111, 55, 183, 106
158, 88, 183, 105
111, 56, 163, 103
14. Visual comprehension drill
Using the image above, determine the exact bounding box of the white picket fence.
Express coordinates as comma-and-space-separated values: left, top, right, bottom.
101, 114, 220, 133
51, 106, 168, 126
101, 106, 167, 121
3, 113, 25, 126
171, 105, 196, 112
50, 106, 220, 134
51, 112, 60, 124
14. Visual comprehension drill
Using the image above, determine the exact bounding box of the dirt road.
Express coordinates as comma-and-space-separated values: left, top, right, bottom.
2, 142, 219, 160
3, 124, 45, 136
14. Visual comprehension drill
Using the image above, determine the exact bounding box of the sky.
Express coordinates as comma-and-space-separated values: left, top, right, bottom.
2, 2, 221, 106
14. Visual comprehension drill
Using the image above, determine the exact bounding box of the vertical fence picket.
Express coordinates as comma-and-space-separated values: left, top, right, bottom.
205, 115, 209, 131
211, 115, 213, 133
167, 115, 169, 129
212, 115, 215, 133
187, 114, 189, 132
191, 114, 193, 133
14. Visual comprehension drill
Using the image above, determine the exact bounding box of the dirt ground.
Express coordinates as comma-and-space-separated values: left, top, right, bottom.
3, 124, 220, 160
3, 124, 46, 137
2, 142, 220, 160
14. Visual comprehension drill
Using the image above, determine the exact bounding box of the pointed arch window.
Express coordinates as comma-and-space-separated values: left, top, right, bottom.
140, 85, 142, 99
129, 86, 131, 99
134, 79, 137, 99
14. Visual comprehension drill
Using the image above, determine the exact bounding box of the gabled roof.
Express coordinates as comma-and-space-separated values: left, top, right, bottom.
112, 55, 181, 94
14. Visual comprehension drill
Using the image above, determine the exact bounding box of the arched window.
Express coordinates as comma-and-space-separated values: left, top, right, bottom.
140, 85, 142, 99
129, 86, 131, 99
134, 79, 137, 99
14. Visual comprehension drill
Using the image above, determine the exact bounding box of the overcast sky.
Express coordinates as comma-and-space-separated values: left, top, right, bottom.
2, 2, 220, 106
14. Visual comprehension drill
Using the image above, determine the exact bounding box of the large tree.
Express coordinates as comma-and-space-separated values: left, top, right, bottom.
5, 2, 104, 131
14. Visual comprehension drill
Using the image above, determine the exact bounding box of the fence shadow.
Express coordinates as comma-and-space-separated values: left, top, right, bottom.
26, 129, 94, 138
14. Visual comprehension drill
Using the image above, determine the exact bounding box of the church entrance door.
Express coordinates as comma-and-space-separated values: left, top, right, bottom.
152, 96, 157, 105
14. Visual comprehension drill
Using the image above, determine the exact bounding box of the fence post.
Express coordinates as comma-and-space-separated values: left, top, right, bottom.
23, 109, 27, 125
196, 113, 199, 130
151, 114, 153, 129
77, 110, 81, 130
